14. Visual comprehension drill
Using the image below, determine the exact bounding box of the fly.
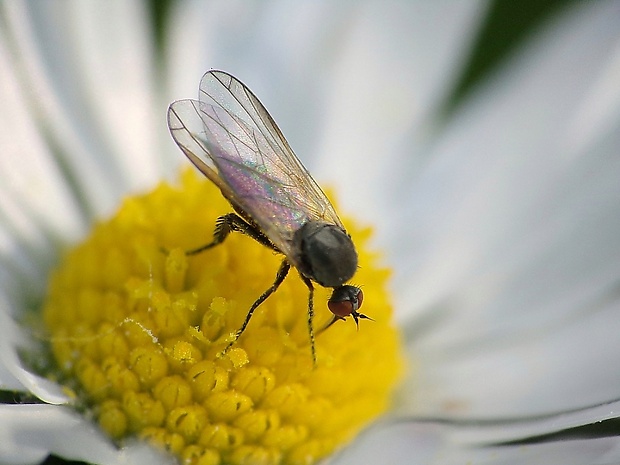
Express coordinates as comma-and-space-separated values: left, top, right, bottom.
167, 70, 368, 364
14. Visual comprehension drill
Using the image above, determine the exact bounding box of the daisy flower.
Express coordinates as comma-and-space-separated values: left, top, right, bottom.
1, 1, 620, 465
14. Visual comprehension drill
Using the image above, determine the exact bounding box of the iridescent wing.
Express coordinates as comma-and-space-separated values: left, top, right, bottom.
167, 70, 345, 263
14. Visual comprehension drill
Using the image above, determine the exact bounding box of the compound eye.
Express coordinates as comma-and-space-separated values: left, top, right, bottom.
328, 300, 353, 317
328, 286, 363, 317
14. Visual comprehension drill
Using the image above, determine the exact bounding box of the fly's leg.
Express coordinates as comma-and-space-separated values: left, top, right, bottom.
186, 213, 276, 255
185, 213, 285, 356
316, 311, 373, 336
223, 259, 291, 354
300, 275, 317, 367
316, 315, 344, 335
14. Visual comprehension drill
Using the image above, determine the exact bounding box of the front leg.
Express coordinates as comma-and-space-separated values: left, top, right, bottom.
300, 275, 317, 367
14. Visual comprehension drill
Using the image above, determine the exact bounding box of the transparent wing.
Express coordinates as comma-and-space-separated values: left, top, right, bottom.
167, 70, 345, 261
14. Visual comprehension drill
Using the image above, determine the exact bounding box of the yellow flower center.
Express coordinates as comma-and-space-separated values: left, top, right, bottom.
43, 170, 403, 465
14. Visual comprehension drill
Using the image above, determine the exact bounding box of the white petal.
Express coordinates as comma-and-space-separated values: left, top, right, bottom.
0, 404, 169, 465
0, 20, 83, 399
56, 0, 165, 191
451, 398, 620, 444
1, 1, 162, 221
395, 1, 620, 416
331, 413, 620, 465
328, 421, 446, 465
0, 293, 68, 403
313, 1, 485, 224
0, 15, 85, 249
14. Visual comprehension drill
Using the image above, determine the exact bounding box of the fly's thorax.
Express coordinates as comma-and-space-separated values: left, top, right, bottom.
293, 221, 358, 287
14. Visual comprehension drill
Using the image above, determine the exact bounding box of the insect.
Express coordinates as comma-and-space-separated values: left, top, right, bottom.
167, 70, 368, 364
